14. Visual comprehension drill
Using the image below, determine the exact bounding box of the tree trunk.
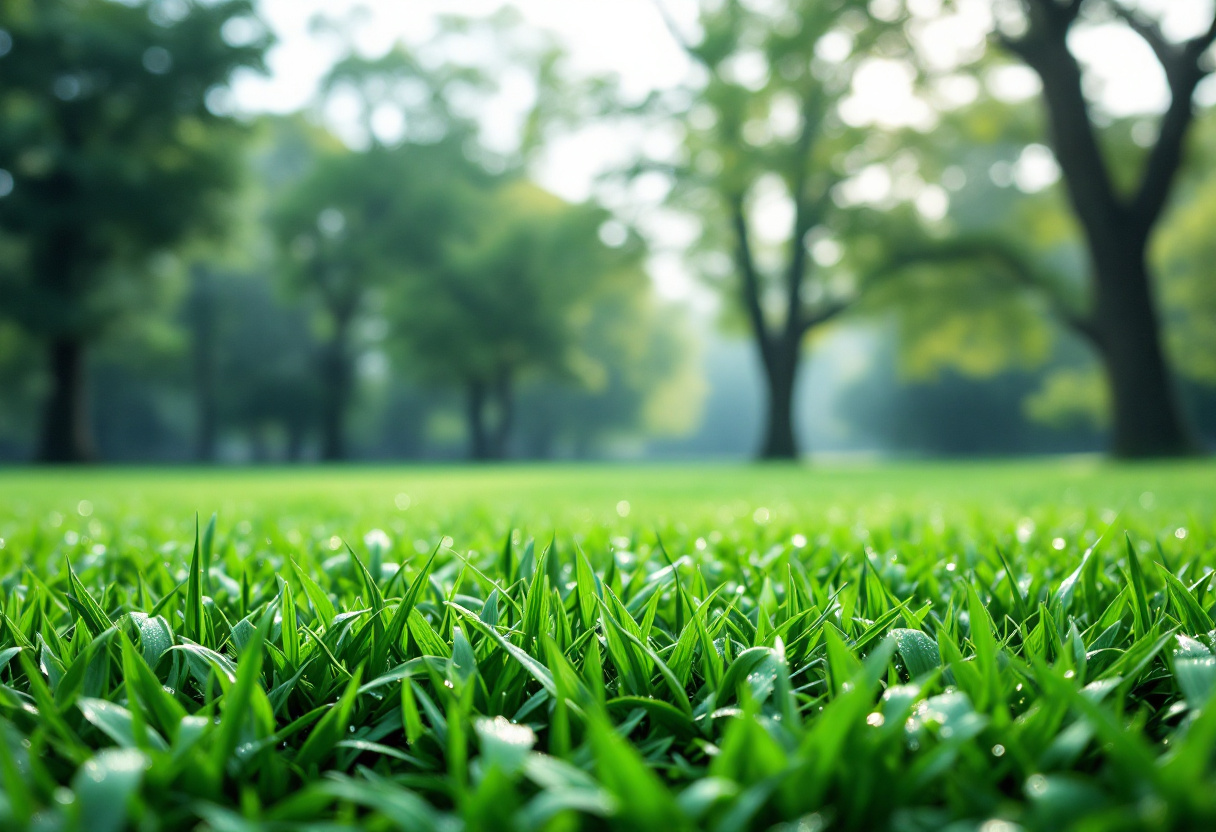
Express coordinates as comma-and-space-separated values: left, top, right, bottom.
37, 336, 94, 463
467, 380, 490, 461
319, 321, 353, 462
1094, 252, 1193, 457
489, 368, 514, 461
190, 267, 218, 462
759, 345, 800, 460
1004, 6, 1203, 458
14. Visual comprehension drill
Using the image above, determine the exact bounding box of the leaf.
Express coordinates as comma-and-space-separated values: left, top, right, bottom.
474, 715, 536, 775
201, 511, 217, 597
575, 546, 601, 632
295, 666, 363, 770
1157, 564, 1214, 634
450, 604, 557, 697
71, 749, 150, 832
66, 563, 113, 636
382, 546, 439, 668
586, 715, 684, 829
186, 515, 204, 643
1173, 635, 1216, 706
319, 774, 449, 832
78, 698, 168, 752
128, 613, 173, 668
891, 628, 941, 679
1124, 533, 1152, 640
290, 558, 336, 629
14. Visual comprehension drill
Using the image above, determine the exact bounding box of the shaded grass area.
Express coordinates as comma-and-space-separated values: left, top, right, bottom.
1, 460, 1215, 831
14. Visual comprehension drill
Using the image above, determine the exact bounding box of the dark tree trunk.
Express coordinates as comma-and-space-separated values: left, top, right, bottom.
286, 423, 306, 462
466, 370, 514, 461
1093, 252, 1192, 457
37, 336, 94, 463
190, 267, 218, 462
1003, 6, 1204, 458
467, 380, 490, 461
319, 319, 353, 462
759, 348, 799, 460
488, 368, 514, 461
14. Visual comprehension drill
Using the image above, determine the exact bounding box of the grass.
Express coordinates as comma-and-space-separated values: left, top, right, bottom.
1, 459, 1215, 831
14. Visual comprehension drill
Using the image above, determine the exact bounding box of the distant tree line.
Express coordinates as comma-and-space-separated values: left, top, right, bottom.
0, 2, 701, 462
1, 0, 1215, 463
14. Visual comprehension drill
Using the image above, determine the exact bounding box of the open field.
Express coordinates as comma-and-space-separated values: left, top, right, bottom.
2, 460, 1216, 831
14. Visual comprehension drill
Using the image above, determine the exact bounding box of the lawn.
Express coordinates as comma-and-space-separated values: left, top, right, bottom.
1, 460, 1215, 831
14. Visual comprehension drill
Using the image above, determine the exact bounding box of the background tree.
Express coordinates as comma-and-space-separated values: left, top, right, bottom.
392, 182, 668, 460
514, 293, 704, 459
990, 0, 1216, 456
648, 0, 911, 459
0, 0, 269, 461
271, 139, 485, 461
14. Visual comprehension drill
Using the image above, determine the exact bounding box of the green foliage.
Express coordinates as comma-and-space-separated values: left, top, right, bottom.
0, 0, 268, 339
1, 463, 1215, 830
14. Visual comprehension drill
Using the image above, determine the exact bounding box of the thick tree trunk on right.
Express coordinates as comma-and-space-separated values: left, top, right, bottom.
759, 348, 799, 460
1002, 4, 1206, 458
37, 336, 94, 463
1093, 253, 1192, 457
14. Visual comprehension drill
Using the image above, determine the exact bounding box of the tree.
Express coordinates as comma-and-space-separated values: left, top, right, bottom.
991, 0, 1216, 457
513, 295, 704, 459
649, 0, 909, 459
392, 182, 661, 460
271, 139, 486, 460
0, 0, 269, 461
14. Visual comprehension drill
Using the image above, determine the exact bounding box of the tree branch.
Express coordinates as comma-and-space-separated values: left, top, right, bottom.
880, 235, 1102, 347
729, 193, 775, 373
651, 0, 701, 64
1108, 2, 1179, 76
997, 8, 1123, 245
781, 86, 826, 347
1129, 9, 1216, 231
799, 297, 853, 335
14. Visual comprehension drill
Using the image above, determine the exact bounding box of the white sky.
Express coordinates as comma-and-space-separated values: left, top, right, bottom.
231, 0, 1216, 304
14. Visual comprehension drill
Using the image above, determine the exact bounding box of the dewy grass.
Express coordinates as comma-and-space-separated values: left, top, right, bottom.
1, 462, 1215, 831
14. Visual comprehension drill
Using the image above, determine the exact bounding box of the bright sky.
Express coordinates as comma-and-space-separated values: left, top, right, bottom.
231, 0, 1216, 304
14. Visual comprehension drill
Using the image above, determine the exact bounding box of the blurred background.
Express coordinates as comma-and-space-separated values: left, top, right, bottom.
1, 0, 1214, 465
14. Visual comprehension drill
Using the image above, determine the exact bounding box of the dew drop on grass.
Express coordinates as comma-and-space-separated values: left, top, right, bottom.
1052, 538, 1066, 550
791, 534, 807, 548
1175, 527, 1188, 539
1016, 518, 1034, 543
866, 712, 884, 727
328, 536, 342, 551
753, 507, 770, 524
364, 528, 391, 552
616, 500, 631, 518
992, 744, 1006, 757
1026, 774, 1048, 796
979, 821, 1019, 832
77, 500, 93, 517
394, 492, 412, 510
